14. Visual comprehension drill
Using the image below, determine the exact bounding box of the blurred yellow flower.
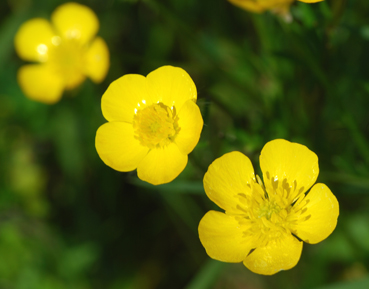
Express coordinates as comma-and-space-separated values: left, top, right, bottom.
95, 66, 203, 185
199, 139, 339, 275
14, 2, 109, 104
228, 0, 323, 15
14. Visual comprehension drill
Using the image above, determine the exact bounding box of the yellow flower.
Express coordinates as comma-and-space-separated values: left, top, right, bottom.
199, 139, 339, 275
228, 0, 323, 15
95, 66, 204, 185
14, 2, 110, 104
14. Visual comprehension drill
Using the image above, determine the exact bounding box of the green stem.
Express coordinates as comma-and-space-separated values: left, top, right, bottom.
342, 113, 369, 165
327, 0, 347, 32
185, 259, 226, 289
321, 172, 369, 190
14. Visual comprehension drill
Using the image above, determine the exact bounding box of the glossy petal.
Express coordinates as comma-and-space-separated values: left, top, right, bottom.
51, 2, 98, 44
199, 211, 253, 263
14, 18, 56, 62
101, 74, 152, 123
84, 37, 110, 83
146, 66, 197, 111
243, 234, 303, 275
175, 100, 203, 155
204, 151, 256, 213
289, 183, 339, 244
260, 139, 319, 202
137, 143, 187, 185
17, 64, 64, 104
95, 122, 149, 172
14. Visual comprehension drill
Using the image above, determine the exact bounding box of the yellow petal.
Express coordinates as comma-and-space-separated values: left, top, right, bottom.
228, 0, 295, 13
199, 210, 253, 263
17, 64, 64, 104
260, 139, 319, 203
243, 234, 303, 275
101, 74, 152, 123
137, 143, 187, 185
228, 0, 266, 13
146, 66, 197, 112
298, 0, 323, 3
64, 71, 86, 91
14, 18, 56, 62
51, 2, 99, 44
204, 151, 255, 213
95, 122, 149, 172
84, 37, 110, 83
289, 183, 339, 244
175, 100, 203, 155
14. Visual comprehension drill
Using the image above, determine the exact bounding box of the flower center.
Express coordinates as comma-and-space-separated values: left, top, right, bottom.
257, 200, 281, 220
132, 102, 180, 149
49, 37, 86, 89
237, 178, 290, 247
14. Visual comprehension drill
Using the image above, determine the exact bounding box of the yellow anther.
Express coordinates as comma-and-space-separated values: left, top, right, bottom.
133, 102, 180, 149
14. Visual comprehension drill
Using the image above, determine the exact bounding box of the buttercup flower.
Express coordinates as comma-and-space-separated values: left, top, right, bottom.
95, 66, 203, 185
14, 2, 109, 104
199, 139, 339, 275
228, 0, 323, 16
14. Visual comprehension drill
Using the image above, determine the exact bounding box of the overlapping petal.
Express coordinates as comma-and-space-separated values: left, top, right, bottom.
260, 139, 319, 202
199, 211, 253, 263
14, 18, 56, 62
137, 143, 188, 185
243, 233, 303, 275
203, 151, 255, 214
95, 122, 149, 172
289, 183, 339, 244
146, 66, 197, 112
51, 2, 99, 45
102, 74, 152, 123
84, 37, 110, 83
175, 100, 203, 155
17, 64, 64, 104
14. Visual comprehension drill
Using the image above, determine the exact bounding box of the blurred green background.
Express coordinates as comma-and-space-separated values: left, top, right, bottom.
1, 0, 369, 288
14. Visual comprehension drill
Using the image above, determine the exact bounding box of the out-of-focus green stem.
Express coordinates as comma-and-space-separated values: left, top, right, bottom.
279, 21, 332, 93
251, 14, 273, 54
161, 193, 204, 265
328, 0, 347, 32
314, 276, 369, 289
141, 0, 258, 100
0, 7, 29, 67
321, 172, 369, 190
160, 192, 202, 233
185, 259, 226, 289
342, 113, 369, 165
130, 179, 205, 194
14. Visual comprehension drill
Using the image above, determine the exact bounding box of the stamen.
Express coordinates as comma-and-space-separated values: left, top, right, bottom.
256, 175, 268, 199
237, 177, 291, 247
133, 102, 180, 149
